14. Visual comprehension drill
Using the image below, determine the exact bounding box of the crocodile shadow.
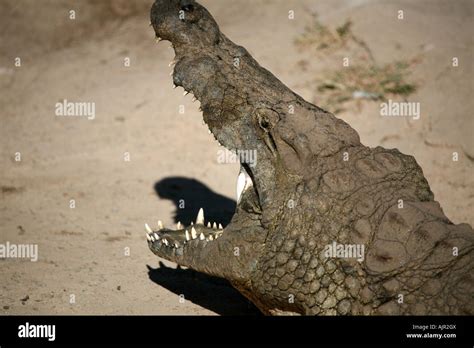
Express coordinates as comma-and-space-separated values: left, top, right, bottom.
147, 262, 260, 315
154, 177, 235, 227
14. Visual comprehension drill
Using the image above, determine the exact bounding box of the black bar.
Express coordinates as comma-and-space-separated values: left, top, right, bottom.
0, 315, 472, 346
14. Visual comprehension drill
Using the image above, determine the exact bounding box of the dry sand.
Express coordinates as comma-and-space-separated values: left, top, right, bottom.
0, 0, 472, 315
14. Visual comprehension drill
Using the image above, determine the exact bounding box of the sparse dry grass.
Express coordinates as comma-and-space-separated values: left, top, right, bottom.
317, 60, 419, 113
296, 14, 419, 113
295, 17, 353, 52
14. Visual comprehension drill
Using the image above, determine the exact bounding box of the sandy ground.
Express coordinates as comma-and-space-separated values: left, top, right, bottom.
0, 0, 472, 315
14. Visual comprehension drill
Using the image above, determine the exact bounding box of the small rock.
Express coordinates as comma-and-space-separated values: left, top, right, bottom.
17, 225, 25, 235
20, 295, 29, 302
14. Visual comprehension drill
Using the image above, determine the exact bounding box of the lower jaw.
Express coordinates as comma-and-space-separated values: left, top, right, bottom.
147, 225, 233, 279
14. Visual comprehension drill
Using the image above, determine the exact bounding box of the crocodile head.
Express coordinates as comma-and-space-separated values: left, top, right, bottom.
149, 0, 309, 285
148, 0, 274, 288
147, 0, 362, 308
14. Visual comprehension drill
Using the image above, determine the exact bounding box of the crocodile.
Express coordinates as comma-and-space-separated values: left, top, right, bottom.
146, 0, 474, 315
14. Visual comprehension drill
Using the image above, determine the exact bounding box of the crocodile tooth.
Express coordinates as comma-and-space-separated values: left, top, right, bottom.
183, 91, 189, 96
208, 235, 214, 241
196, 208, 205, 225
208, 130, 211, 134
173, 85, 177, 89
155, 36, 162, 43
149, 22, 152, 26
146, 234, 152, 241
185, 230, 190, 241
168, 60, 176, 67
174, 242, 179, 248
192, 97, 197, 102
157, 220, 164, 230
207, 222, 211, 228
150, 235, 155, 242
219, 223, 223, 229
163, 238, 169, 246
177, 221, 183, 229
199, 233, 205, 240
145, 223, 153, 234
153, 233, 160, 240
213, 222, 217, 229
169, 71, 173, 76
190, 222, 194, 226
191, 227, 197, 239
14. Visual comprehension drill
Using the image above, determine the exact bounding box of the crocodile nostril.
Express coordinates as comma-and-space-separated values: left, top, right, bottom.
180, 0, 195, 11
181, 4, 194, 12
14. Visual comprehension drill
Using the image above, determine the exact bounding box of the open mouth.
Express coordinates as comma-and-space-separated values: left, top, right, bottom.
146, 168, 257, 265
145, 50, 260, 262
146, 150, 257, 260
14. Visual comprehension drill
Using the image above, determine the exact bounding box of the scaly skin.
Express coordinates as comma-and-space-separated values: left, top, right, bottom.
146, 0, 474, 315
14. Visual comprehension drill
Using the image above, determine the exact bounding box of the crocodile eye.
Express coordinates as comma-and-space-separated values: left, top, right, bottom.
181, 4, 194, 12
256, 112, 271, 131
